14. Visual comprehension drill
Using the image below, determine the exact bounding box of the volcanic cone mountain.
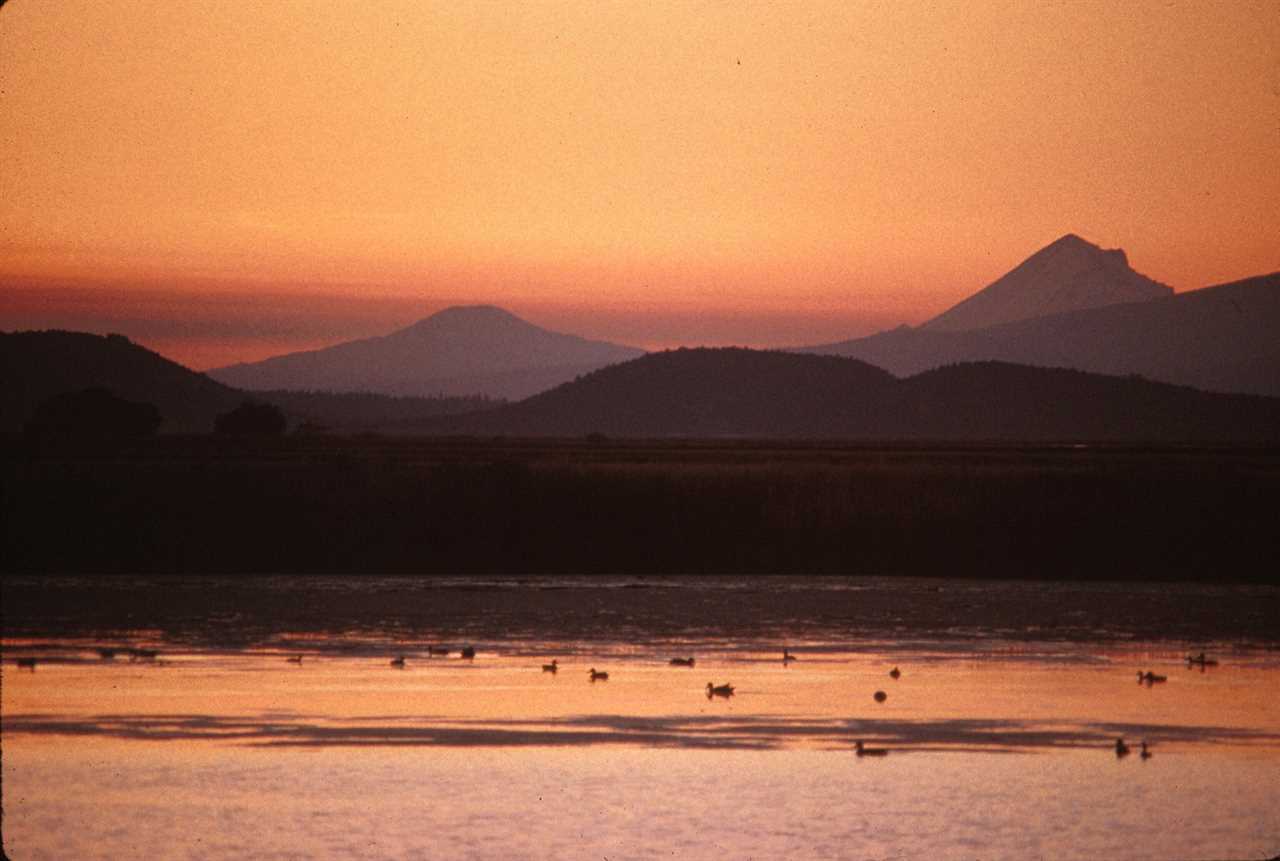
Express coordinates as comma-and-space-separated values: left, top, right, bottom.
208, 305, 644, 400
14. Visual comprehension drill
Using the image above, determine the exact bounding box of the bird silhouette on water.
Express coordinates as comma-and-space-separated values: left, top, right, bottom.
706, 682, 735, 699
589, 668, 609, 682
542, 659, 558, 673
854, 741, 888, 757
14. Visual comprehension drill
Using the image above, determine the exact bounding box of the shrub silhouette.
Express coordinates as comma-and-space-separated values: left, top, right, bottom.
25, 388, 162, 440
214, 401, 287, 435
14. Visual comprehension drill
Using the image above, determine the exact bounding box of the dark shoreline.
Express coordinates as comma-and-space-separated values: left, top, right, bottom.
4, 435, 1278, 581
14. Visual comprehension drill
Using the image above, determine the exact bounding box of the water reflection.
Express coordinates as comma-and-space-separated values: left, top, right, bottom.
5, 638, 1279, 860
7, 711, 1279, 753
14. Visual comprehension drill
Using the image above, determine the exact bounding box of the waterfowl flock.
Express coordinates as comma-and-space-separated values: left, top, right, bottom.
9, 643, 1224, 761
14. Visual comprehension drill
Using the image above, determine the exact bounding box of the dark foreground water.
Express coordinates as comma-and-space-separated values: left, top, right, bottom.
5, 575, 1279, 647
4, 576, 1279, 860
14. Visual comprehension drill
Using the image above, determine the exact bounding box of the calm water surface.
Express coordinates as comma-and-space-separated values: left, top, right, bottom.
3, 577, 1278, 859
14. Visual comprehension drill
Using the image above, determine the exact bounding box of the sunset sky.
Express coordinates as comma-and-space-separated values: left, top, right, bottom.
2, 0, 1277, 369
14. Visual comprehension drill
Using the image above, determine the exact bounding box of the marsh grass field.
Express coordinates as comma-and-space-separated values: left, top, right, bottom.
4, 435, 1279, 581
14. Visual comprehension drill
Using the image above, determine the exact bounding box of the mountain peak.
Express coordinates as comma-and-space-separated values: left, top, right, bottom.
923, 234, 1170, 332
208, 304, 643, 400
406, 305, 528, 331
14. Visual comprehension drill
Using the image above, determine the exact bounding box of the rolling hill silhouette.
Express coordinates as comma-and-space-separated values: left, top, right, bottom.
207, 305, 644, 400
1, 331, 244, 433
418, 348, 1280, 441
800, 272, 1280, 396
1, 330, 505, 434
923, 233, 1172, 331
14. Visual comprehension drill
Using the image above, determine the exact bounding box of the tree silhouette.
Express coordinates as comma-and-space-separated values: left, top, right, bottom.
214, 401, 287, 435
25, 388, 161, 441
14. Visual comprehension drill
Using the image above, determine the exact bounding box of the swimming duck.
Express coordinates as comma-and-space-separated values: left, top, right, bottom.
390, 655, 406, 668
1138, 671, 1167, 685
460, 646, 476, 660
669, 657, 695, 667
783, 650, 797, 663
1115, 738, 1130, 757
588, 668, 609, 682
287, 655, 303, 664
874, 690, 888, 703
854, 741, 888, 757
16, 657, 37, 671
1140, 741, 1153, 760
97, 648, 117, 660
889, 667, 901, 680
1186, 652, 1219, 667
428, 646, 450, 657
706, 682, 735, 698
542, 660, 558, 673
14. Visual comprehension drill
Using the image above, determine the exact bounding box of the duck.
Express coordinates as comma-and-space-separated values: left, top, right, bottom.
1138, 671, 1167, 685
1140, 741, 1153, 760
588, 668, 609, 682
286, 655, 304, 664
1115, 737, 1130, 757
542, 659, 558, 673
428, 646, 450, 657
460, 646, 476, 660
854, 741, 888, 757
874, 690, 888, 703
889, 667, 901, 680
1186, 652, 1219, 667
669, 657, 695, 667
782, 650, 797, 663
130, 649, 159, 661
390, 655, 406, 668
16, 657, 37, 671
97, 648, 117, 660
706, 682, 735, 698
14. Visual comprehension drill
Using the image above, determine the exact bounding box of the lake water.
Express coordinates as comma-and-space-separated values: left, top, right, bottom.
3, 576, 1279, 859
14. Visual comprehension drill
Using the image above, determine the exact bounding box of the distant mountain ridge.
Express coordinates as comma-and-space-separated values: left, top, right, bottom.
923, 233, 1172, 331
800, 272, 1280, 396
208, 305, 644, 400
416, 348, 1280, 442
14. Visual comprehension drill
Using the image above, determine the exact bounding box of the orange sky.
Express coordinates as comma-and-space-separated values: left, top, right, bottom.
2, 0, 1277, 369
